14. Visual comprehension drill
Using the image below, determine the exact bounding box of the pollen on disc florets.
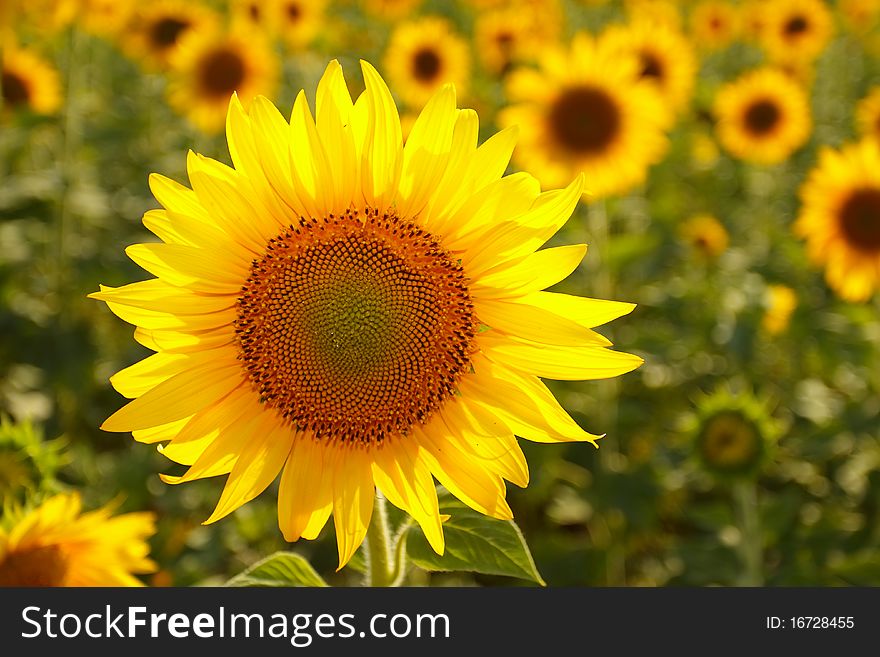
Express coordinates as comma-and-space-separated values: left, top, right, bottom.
234, 208, 478, 445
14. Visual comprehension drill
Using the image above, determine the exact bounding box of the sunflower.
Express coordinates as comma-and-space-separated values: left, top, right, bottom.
2, 45, 62, 115
856, 86, 880, 143
759, 0, 833, 64
689, 386, 780, 479
91, 60, 643, 569
740, 0, 769, 41
623, 0, 682, 30
362, 0, 423, 20
500, 33, 669, 199
77, 0, 134, 38
126, 0, 219, 70
762, 284, 797, 335
166, 27, 277, 133
474, 8, 546, 77
689, 0, 739, 50
600, 19, 697, 119
0, 493, 156, 586
713, 67, 811, 165
275, 0, 326, 51
839, 0, 880, 34
230, 0, 278, 34
796, 139, 880, 302
383, 17, 471, 109
681, 213, 728, 258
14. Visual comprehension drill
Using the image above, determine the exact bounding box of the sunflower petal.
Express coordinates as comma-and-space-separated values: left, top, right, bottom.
278, 432, 335, 541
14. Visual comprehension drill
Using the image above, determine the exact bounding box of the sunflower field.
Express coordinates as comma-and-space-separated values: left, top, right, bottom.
2, 0, 879, 589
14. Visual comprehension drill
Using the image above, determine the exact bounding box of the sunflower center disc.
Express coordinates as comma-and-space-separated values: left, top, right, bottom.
700, 411, 760, 472
0, 545, 68, 587
548, 86, 621, 155
784, 15, 809, 36
151, 17, 190, 49
1, 71, 29, 107
639, 52, 664, 80
744, 99, 780, 135
235, 209, 477, 443
285, 2, 301, 20
199, 48, 246, 97
840, 188, 880, 251
412, 48, 442, 82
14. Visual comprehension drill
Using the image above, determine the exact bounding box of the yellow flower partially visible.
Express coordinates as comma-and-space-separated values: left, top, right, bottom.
763, 284, 797, 335
126, 0, 219, 70
856, 86, 880, 143
383, 17, 471, 108
689, 0, 739, 50
759, 0, 833, 65
362, 0, 423, 20
500, 33, 669, 199
2, 45, 62, 115
230, 0, 279, 35
167, 27, 278, 133
91, 59, 642, 569
796, 139, 880, 302
681, 214, 728, 258
624, 0, 683, 30
714, 67, 811, 165
0, 494, 156, 587
275, 0, 327, 51
601, 19, 697, 120
77, 0, 135, 39
839, 0, 880, 34
475, 7, 556, 77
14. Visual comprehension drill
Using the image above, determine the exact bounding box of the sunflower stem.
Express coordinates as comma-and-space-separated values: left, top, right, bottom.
733, 480, 763, 586
365, 492, 395, 587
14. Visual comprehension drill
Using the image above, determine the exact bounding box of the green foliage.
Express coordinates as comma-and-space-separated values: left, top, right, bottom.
226, 552, 329, 588
406, 495, 545, 585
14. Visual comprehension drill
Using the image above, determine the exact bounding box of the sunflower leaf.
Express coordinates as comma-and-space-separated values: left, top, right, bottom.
225, 551, 329, 587
405, 495, 545, 585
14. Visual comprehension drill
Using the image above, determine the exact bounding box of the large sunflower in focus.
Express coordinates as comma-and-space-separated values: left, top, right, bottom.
601, 19, 697, 120
127, 0, 219, 70
167, 27, 277, 133
796, 139, 880, 302
759, 0, 833, 64
2, 45, 62, 115
0, 493, 156, 587
383, 17, 470, 108
714, 67, 811, 165
500, 33, 669, 199
91, 60, 643, 568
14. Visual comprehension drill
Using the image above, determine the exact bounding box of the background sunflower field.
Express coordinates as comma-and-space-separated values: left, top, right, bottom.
2, 0, 880, 587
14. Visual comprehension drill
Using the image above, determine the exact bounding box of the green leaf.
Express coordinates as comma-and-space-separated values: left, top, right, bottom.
406, 495, 545, 585
225, 552, 329, 587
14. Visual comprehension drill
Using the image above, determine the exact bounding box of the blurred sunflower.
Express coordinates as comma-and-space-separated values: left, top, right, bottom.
740, 0, 769, 41
276, 0, 326, 51
839, 0, 880, 34
383, 17, 470, 109
0, 493, 156, 586
500, 33, 669, 199
9, 0, 78, 34
796, 139, 880, 302
126, 0, 219, 70
91, 59, 643, 569
1, 45, 62, 115
363, 0, 423, 20
601, 19, 697, 120
624, 0, 683, 30
689, 386, 780, 480
763, 284, 797, 335
78, 0, 134, 38
230, 0, 278, 34
689, 0, 739, 50
167, 27, 277, 133
681, 213, 728, 258
759, 0, 833, 64
713, 67, 811, 165
474, 8, 547, 77
856, 86, 880, 143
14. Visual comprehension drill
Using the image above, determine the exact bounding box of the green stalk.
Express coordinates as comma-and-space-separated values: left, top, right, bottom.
733, 480, 763, 586
364, 493, 394, 587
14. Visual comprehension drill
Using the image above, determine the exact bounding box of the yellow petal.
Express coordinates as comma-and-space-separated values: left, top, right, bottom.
278, 432, 334, 541
125, 243, 247, 293
316, 60, 358, 211
289, 90, 334, 218
204, 415, 295, 524
359, 60, 402, 212
475, 297, 602, 346
109, 352, 188, 399
332, 444, 375, 570
472, 244, 587, 299
371, 437, 444, 555
521, 291, 636, 329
